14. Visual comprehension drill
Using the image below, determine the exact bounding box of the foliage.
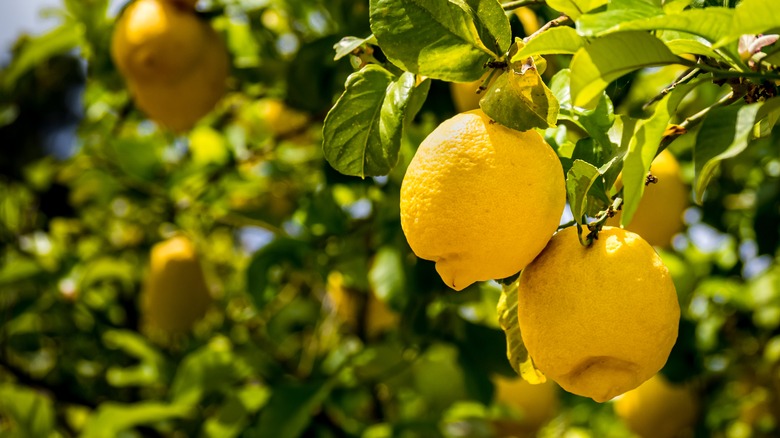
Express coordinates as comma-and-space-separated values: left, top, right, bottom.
1, 0, 780, 436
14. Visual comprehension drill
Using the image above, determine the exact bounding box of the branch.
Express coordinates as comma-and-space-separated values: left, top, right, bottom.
643, 67, 702, 111
524, 15, 572, 42
657, 90, 745, 155
502, 0, 545, 10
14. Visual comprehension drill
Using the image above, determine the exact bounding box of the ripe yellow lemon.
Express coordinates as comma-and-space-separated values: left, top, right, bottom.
125, 31, 228, 132
255, 98, 310, 138
168, 0, 198, 8
400, 109, 565, 291
112, 0, 229, 131
614, 374, 698, 438
608, 150, 688, 247
450, 78, 485, 113
141, 236, 212, 332
492, 376, 558, 437
111, 0, 207, 84
517, 226, 679, 402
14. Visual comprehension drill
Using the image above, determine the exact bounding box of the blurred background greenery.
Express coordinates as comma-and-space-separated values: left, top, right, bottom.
1, 0, 780, 437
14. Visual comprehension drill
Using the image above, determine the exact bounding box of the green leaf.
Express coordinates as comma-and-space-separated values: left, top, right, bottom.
0, 383, 55, 437
621, 82, 698, 225
754, 97, 780, 137
170, 339, 254, 406
246, 238, 309, 309
716, 0, 780, 47
323, 66, 417, 177
480, 57, 559, 131
511, 27, 585, 60
566, 160, 602, 225
576, 0, 662, 35
2, 25, 83, 90
763, 47, 780, 66
248, 381, 334, 438
497, 281, 545, 383
369, 0, 511, 81
368, 246, 407, 309
570, 31, 680, 108
580, 8, 734, 45
547, 0, 608, 20
333, 35, 377, 61
693, 98, 780, 203
81, 402, 191, 438
110, 138, 162, 181
664, 39, 722, 59
103, 330, 164, 388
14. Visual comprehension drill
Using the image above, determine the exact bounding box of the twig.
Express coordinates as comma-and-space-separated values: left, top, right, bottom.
502, 0, 545, 10
643, 67, 702, 111
524, 15, 572, 42
657, 90, 745, 155
677, 58, 780, 81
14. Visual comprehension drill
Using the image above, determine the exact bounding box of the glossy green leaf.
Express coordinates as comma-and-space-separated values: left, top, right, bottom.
497, 281, 545, 383
81, 402, 191, 438
323, 66, 417, 177
716, 0, 780, 47
665, 39, 721, 59
570, 31, 680, 108
480, 58, 559, 131
576, 0, 662, 36
547, 0, 608, 20
333, 35, 377, 61
621, 82, 698, 225
580, 8, 733, 45
369, 0, 511, 81
566, 160, 602, 225
511, 26, 585, 61
0, 384, 55, 437
693, 98, 780, 203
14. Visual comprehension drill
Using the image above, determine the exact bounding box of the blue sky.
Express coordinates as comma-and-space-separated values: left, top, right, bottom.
0, 0, 124, 63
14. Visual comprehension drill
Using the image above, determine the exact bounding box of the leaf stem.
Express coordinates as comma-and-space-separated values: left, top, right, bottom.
502, 0, 546, 10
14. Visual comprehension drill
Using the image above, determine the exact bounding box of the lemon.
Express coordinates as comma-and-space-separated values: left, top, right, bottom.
126, 31, 228, 132
255, 98, 310, 138
169, 0, 198, 8
492, 376, 558, 437
141, 236, 212, 332
400, 109, 565, 291
448, 7, 542, 114
326, 272, 398, 339
450, 77, 485, 113
112, 0, 229, 131
111, 0, 206, 84
517, 226, 679, 402
614, 374, 698, 438
608, 150, 688, 247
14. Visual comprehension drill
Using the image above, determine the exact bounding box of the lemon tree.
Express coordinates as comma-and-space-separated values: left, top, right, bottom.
2, 0, 780, 436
